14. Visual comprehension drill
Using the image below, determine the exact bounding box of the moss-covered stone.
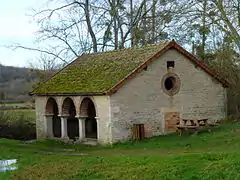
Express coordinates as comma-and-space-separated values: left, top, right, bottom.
32, 43, 168, 94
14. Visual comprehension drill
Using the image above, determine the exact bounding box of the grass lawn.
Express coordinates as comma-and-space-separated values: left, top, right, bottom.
1, 123, 240, 180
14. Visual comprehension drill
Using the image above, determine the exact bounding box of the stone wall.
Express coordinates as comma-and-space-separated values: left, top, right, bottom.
35, 96, 47, 139
110, 49, 227, 143
35, 95, 111, 144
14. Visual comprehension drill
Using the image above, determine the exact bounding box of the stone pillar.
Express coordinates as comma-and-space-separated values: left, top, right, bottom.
77, 116, 86, 142
95, 117, 100, 140
44, 115, 54, 138
60, 116, 69, 139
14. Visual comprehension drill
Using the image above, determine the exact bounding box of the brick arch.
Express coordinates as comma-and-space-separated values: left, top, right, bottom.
62, 97, 76, 117
45, 97, 59, 115
79, 97, 96, 117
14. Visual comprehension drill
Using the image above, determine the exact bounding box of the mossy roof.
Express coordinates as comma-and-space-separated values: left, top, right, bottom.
31, 42, 169, 95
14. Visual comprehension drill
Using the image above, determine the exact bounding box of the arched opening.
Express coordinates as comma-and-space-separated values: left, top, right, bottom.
45, 98, 61, 138
80, 98, 97, 139
62, 98, 79, 140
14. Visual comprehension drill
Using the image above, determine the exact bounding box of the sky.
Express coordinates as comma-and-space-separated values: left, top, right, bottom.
0, 0, 43, 67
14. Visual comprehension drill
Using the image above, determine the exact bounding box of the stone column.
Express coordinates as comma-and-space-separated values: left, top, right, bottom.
44, 115, 54, 138
95, 117, 100, 140
60, 116, 69, 139
77, 116, 86, 142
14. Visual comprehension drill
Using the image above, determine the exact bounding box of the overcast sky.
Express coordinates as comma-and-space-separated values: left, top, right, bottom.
0, 0, 43, 67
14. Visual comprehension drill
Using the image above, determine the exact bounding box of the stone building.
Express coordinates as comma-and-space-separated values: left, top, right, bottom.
30, 41, 231, 144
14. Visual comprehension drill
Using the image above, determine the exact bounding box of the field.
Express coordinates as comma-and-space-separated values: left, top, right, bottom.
1, 122, 240, 180
4, 103, 28, 107
0, 102, 35, 123
3, 102, 34, 108
0, 109, 35, 123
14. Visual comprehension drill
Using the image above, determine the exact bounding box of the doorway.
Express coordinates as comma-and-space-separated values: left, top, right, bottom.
80, 98, 97, 139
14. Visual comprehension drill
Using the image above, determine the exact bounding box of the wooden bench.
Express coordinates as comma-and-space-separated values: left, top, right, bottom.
176, 125, 198, 136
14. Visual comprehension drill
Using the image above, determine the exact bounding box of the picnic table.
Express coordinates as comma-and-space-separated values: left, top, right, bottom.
181, 116, 209, 126
176, 116, 214, 136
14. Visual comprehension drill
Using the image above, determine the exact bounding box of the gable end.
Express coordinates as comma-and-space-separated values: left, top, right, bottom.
105, 41, 232, 95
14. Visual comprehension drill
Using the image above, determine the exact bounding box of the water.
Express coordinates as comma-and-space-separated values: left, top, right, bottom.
25, 139, 37, 143
0, 159, 17, 172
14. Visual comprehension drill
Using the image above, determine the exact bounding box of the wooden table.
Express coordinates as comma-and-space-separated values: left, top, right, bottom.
176, 116, 210, 136
181, 117, 209, 127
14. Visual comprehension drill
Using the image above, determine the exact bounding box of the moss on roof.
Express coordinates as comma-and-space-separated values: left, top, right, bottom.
32, 43, 169, 94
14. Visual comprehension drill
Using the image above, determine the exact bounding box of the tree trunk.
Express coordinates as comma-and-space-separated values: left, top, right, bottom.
113, 0, 118, 50
142, 0, 147, 45
130, 0, 134, 47
84, 0, 98, 52
151, 0, 156, 43
201, 0, 207, 61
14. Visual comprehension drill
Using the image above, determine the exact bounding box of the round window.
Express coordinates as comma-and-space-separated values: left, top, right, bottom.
162, 73, 180, 96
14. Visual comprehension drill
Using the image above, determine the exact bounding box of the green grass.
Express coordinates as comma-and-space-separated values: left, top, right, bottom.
0, 109, 35, 123
1, 123, 240, 180
7, 109, 35, 120
4, 103, 27, 107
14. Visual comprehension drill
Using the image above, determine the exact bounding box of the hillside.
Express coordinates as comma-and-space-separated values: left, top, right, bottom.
0, 64, 38, 102
0, 122, 239, 179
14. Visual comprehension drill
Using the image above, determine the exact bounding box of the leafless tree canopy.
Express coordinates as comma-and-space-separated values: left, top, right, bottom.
12, 0, 186, 64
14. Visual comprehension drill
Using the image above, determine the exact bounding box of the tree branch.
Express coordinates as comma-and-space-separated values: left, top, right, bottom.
8, 45, 68, 63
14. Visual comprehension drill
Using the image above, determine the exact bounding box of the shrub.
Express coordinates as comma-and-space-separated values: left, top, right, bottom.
0, 111, 36, 140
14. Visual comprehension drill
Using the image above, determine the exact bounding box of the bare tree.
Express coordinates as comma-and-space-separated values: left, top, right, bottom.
10, 0, 182, 65
28, 54, 62, 88
207, 0, 240, 51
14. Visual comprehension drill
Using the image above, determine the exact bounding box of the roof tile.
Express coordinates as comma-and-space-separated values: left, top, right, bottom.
32, 43, 169, 94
